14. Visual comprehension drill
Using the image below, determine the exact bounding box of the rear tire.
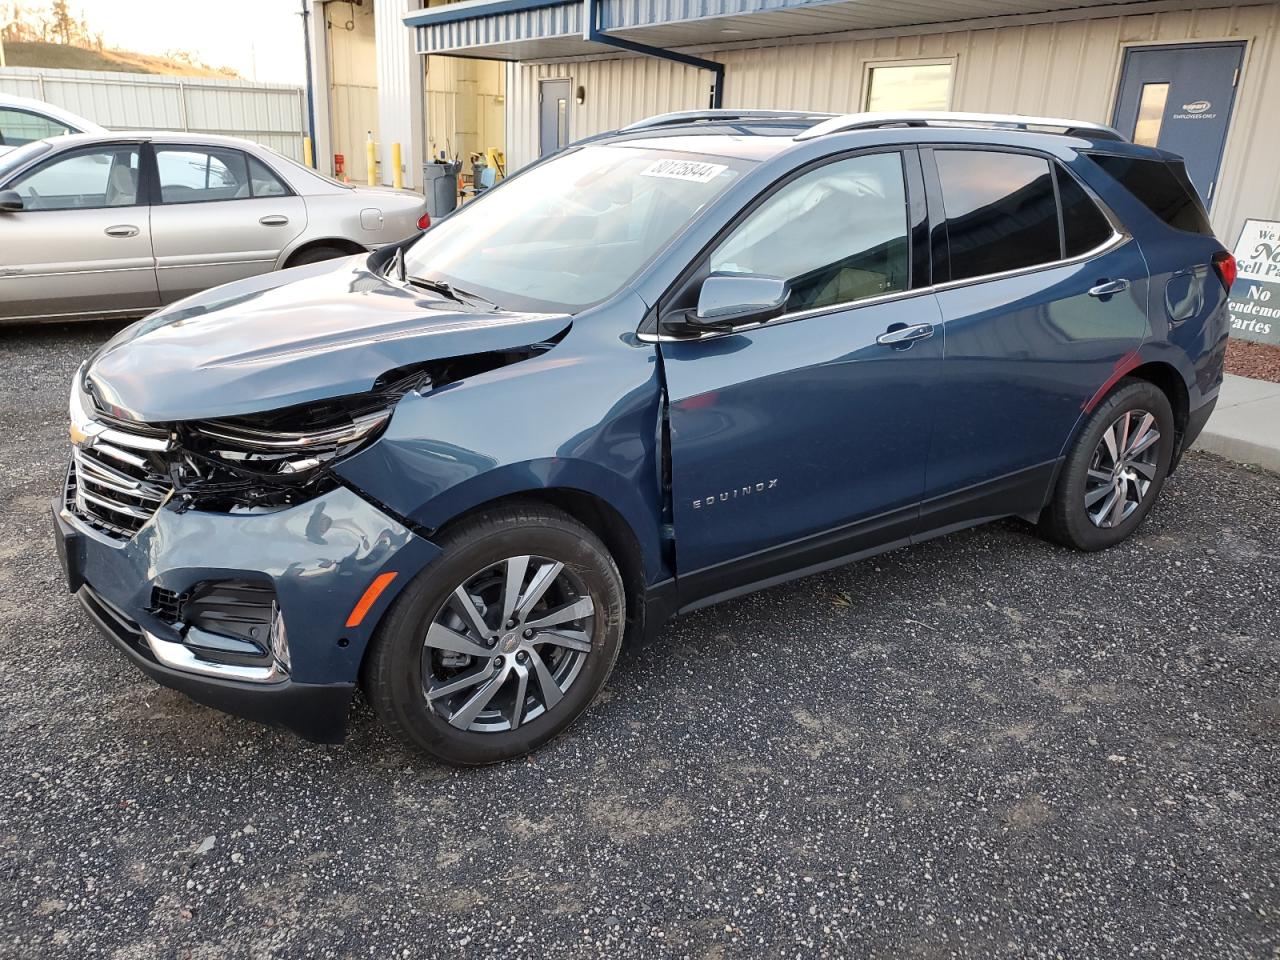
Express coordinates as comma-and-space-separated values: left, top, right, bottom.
1038, 378, 1175, 551
364, 502, 625, 766
287, 245, 353, 267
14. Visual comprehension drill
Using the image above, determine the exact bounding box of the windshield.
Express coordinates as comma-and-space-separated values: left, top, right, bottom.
400, 145, 749, 312
0, 140, 52, 184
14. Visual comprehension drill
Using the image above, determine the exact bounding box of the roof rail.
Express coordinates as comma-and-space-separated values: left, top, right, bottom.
623, 109, 837, 131
794, 111, 1125, 142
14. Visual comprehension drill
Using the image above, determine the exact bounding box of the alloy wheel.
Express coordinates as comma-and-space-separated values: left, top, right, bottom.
1083, 408, 1161, 529
421, 555, 594, 733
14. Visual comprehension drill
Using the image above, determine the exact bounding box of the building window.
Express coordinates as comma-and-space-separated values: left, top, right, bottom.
1133, 82, 1170, 147
864, 61, 954, 112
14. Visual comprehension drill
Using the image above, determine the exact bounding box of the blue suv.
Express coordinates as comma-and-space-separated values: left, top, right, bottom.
54, 110, 1233, 765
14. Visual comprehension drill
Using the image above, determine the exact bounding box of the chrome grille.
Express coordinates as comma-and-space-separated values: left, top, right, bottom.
68, 424, 173, 539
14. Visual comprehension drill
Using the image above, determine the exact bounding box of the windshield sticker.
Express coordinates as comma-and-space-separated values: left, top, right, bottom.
640, 159, 728, 183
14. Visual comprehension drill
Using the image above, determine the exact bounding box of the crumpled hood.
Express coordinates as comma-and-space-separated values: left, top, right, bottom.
87, 255, 571, 422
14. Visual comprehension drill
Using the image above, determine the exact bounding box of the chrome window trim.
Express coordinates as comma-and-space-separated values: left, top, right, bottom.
932, 227, 1128, 294
639, 229, 1130, 344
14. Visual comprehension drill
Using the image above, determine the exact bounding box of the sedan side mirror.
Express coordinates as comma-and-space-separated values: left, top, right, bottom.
0, 190, 23, 212
692, 274, 790, 331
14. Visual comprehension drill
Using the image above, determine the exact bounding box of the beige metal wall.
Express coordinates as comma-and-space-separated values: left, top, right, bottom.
426, 56, 506, 163
374, 0, 426, 188
507, 2, 1280, 243
323, 0, 378, 182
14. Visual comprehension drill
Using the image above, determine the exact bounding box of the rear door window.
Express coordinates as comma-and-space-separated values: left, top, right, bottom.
935, 150, 1060, 281
0, 107, 77, 146
247, 156, 290, 197
155, 146, 251, 203
1087, 153, 1214, 235
1056, 167, 1114, 256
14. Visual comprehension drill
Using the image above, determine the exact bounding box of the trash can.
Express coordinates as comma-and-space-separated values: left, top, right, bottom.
422, 161, 461, 219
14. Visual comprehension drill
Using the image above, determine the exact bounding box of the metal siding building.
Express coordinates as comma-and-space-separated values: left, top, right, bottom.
0, 67, 309, 159
404, 0, 1280, 244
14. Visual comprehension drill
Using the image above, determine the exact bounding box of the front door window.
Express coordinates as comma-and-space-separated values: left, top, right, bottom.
8, 146, 141, 210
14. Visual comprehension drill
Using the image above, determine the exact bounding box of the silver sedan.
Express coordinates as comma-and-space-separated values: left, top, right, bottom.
0, 131, 428, 324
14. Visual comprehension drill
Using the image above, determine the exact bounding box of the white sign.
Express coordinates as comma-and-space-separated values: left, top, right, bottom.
1234, 219, 1280, 285
640, 159, 728, 183
1227, 218, 1280, 345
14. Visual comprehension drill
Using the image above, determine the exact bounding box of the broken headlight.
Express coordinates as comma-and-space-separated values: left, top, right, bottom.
193, 406, 391, 476
173, 379, 420, 511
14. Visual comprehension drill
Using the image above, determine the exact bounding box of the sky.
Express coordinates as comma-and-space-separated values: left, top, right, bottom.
74, 0, 307, 84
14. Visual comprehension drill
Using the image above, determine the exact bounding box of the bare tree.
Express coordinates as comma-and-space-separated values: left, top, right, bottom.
50, 0, 73, 43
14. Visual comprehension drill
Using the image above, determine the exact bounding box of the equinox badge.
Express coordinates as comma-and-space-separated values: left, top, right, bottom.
692, 478, 778, 509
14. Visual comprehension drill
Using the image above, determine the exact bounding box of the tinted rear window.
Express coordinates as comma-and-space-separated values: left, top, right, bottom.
1056, 167, 1114, 256
935, 150, 1061, 281
1088, 153, 1214, 236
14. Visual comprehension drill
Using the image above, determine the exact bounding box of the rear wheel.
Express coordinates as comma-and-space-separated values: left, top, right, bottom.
364, 502, 625, 766
287, 244, 353, 267
1038, 379, 1175, 551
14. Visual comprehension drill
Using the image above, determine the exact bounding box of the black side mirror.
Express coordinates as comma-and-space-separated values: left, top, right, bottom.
0, 190, 23, 212
689, 274, 791, 331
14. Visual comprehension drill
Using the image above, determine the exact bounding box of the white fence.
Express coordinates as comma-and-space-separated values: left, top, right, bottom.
0, 66, 308, 160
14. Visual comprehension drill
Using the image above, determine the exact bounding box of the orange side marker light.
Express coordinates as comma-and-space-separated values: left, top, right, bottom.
345, 572, 399, 628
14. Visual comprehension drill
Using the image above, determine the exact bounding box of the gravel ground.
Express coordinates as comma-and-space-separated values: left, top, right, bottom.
1, 322, 1278, 960
1226, 338, 1280, 384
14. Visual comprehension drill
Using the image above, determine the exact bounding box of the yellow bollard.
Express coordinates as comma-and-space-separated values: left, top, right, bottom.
391, 142, 403, 190
366, 135, 377, 186
302, 136, 313, 169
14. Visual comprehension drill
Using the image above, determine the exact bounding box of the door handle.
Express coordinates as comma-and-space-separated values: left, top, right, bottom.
104, 224, 139, 238
1088, 278, 1130, 298
876, 322, 934, 347
259, 215, 289, 226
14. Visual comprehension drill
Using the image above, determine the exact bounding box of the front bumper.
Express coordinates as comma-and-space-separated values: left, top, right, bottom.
53, 483, 440, 743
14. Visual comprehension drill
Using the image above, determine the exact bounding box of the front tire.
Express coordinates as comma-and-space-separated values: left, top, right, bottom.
363, 502, 625, 766
1038, 378, 1176, 551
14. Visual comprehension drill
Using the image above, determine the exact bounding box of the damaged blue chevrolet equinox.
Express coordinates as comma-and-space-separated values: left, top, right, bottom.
55, 110, 1232, 765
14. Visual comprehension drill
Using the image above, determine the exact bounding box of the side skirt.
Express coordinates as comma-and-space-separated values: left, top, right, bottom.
648, 458, 1062, 624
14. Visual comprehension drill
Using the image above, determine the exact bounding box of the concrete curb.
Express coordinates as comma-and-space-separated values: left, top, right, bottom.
1191, 373, 1280, 473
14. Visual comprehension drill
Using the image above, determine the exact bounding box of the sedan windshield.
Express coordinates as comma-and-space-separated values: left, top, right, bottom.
401, 145, 749, 312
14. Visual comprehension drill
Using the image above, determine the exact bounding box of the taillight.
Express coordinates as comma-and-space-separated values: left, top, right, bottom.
1211, 250, 1237, 291
416, 211, 431, 231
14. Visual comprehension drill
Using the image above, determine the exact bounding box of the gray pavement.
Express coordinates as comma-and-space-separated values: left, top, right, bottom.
1194, 372, 1280, 473
1, 322, 1277, 959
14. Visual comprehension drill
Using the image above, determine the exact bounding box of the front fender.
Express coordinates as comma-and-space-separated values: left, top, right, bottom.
334, 308, 668, 585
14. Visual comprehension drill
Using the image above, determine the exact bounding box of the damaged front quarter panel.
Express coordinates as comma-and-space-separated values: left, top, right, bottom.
160, 342, 568, 515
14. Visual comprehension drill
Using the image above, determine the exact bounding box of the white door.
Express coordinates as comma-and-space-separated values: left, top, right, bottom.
149, 144, 305, 302
0, 143, 159, 322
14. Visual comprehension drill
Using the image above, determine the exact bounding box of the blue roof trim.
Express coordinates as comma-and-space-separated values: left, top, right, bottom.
403, 0, 572, 29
